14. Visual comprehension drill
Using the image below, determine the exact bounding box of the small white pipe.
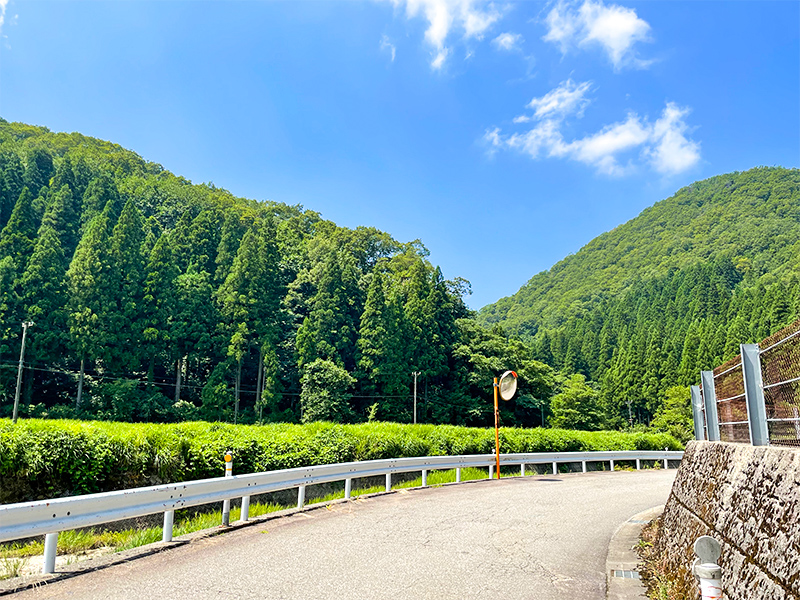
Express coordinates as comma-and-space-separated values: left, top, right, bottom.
385, 473, 391, 492
636, 459, 641, 470
297, 485, 306, 508
456, 467, 461, 483
582, 461, 587, 473
488, 464, 494, 479
520, 463, 525, 477
345, 478, 352, 499
422, 470, 428, 487
42, 532, 58, 574
552, 461, 557, 475
610, 460, 615, 472
162, 510, 174, 542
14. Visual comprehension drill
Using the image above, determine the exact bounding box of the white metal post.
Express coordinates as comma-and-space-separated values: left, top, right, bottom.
162, 510, 174, 542
610, 460, 615, 471
582, 461, 587, 473
741, 343, 770, 446
701, 371, 721, 441
488, 464, 494, 479
552, 461, 557, 475
421, 470, 428, 487
240, 495, 250, 521
520, 463, 525, 477
663, 449, 668, 470
636, 459, 641, 470
222, 452, 232, 526
345, 478, 352, 499
456, 467, 461, 483
42, 532, 58, 574
385, 473, 391, 492
297, 485, 306, 508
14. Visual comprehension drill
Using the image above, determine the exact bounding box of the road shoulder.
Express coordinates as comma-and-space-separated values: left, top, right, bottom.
606, 505, 663, 600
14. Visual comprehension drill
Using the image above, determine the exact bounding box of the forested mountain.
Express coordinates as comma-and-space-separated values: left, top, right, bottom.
0, 119, 552, 426
480, 167, 800, 426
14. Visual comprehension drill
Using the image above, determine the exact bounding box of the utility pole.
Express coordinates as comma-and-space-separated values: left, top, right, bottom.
412, 371, 420, 424
13, 321, 33, 424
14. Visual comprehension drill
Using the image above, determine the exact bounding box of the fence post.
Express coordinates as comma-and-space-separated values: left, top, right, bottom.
162, 510, 174, 542
385, 473, 391, 492
520, 463, 525, 477
456, 467, 461, 483
421, 470, 428, 487
488, 464, 494, 479
241, 495, 250, 521
701, 372, 721, 441
42, 532, 58, 574
690, 385, 705, 440
741, 343, 769, 446
297, 485, 306, 508
222, 451, 233, 526
345, 478, 352, 499
552, 461, 557, 475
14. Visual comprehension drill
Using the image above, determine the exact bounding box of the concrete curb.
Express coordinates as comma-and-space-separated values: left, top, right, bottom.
606, 505, 664, 600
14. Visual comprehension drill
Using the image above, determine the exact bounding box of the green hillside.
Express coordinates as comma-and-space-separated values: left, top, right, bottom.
0, 119, 552, 428
480, 167, 800, 424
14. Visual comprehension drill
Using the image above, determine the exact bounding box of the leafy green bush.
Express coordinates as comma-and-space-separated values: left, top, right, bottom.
0, 418, 681, 503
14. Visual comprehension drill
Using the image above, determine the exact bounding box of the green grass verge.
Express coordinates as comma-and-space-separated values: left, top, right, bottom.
0, 419, 681, 504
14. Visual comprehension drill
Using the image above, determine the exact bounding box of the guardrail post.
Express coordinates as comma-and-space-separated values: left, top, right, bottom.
345, 478, 352, 499
663, 448, 669, 469
690, 385, 705, 440
520, 463, 525, 477
582, 460, 587, 473
162, 510, 174, 542
421, 470, 428, 487
610, 459, 615, 472
701, 371, 721, 441
552, 461, 557, 475
385, 473, 391, 492
42, 532, 58, 574
456, 467, 461, 483
241, 495, 250, 521
741, 343, 770, 446
488, 464, 494, 479
636, 459, 641, 470
297, 485, 306, 508
222, 451, 233, 526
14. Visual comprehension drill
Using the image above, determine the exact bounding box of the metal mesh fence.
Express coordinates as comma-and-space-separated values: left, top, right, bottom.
759, 320, 800, 448
711, 359, 749, 443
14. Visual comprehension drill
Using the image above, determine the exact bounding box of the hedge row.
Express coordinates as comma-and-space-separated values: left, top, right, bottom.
0, 419, 681, 503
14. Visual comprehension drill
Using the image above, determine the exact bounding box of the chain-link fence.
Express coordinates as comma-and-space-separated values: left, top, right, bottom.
698, 318, 800, 448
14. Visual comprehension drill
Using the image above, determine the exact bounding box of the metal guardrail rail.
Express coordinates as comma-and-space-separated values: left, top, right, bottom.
0, 450, 682, 574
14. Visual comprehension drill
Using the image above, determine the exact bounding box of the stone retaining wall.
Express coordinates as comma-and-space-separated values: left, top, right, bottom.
654, 441, 799, 599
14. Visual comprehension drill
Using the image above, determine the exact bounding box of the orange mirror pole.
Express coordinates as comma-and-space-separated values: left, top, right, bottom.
494, 377, 500, 479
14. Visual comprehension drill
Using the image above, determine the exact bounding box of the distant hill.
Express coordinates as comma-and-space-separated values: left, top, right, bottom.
480, 167, 800, 424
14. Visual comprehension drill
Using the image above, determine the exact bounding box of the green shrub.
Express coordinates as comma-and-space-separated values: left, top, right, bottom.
0, 419, 682, 503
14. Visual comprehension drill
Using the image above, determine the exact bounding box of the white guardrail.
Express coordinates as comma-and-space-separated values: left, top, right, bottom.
0, 450, 683, 574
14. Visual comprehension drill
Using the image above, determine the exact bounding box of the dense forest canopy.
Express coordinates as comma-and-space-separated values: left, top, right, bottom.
0, 119, 553, 427
480, 167, 800, 426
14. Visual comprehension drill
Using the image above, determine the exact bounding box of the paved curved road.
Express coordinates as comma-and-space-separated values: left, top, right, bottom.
16, 470, 675, 600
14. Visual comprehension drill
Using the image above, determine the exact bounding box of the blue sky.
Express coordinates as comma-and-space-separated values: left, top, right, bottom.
0, 0, 797, 309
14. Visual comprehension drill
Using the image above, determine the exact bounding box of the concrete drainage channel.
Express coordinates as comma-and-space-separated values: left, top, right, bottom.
606, 505, 663, 600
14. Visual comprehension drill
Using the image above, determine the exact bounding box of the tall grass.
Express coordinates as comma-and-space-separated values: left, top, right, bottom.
0, 419, 681, 504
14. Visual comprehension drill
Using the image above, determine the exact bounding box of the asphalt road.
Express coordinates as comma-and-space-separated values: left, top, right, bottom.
16, 469, 676, 600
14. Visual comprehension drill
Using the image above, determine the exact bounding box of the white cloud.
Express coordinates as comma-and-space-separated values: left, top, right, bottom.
381, 34, 397, 61
488, 84, 700, 176
391, 0, 501, 69
526, 79, 592, 120
543, 0, 652, 70
492, 32, 523, 52
0, 0, 10, 31
646, 102, 701, 174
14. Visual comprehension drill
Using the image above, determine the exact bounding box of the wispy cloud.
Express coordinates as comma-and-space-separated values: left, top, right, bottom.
492, 32, 523, 52
0, 0, 10, 32
487, 81, 700, 176
390, 0, 501, 70
543, 0, 652, 70
381, 34, 397, 61
526, 78, 592, 120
